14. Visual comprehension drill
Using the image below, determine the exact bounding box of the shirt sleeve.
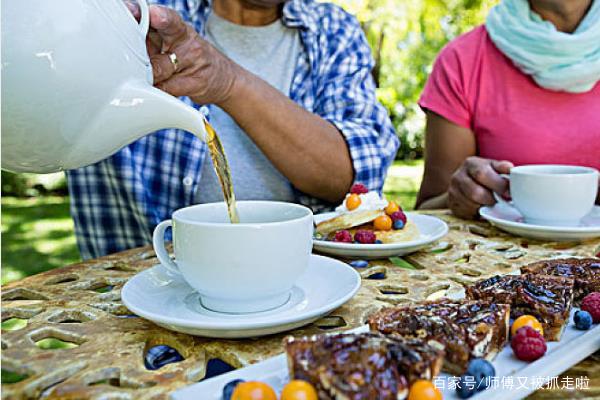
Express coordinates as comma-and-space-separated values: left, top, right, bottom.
419, 42, 473, 129
312, 9, 399, 195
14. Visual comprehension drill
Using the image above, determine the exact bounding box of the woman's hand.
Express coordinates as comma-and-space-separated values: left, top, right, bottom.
127, 3, 239, 105
448, 156, 513, 219
417, 112, 513, 219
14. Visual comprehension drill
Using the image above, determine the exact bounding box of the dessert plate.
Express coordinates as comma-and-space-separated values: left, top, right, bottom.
121, 255, 360, 338
480, 204, 600, 241
312, 212, 448, 259
173, 308, 600, 400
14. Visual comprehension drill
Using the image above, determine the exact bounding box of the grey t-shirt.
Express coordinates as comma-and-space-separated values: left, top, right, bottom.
195, 12, 301, 204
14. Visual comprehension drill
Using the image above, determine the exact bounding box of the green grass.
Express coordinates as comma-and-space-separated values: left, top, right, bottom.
1, 318, 28, 331
35, 338, 79, 350
1, 196, 80, 284
1, 369, 29, 384
0, 160, 424, 285
383, 159, 423, 210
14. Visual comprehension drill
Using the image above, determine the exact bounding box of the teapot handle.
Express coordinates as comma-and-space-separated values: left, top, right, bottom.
133, 0, 150, 36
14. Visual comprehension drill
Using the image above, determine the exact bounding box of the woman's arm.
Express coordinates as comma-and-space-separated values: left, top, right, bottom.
417, 112, 512, 219
417, 112, 476, 209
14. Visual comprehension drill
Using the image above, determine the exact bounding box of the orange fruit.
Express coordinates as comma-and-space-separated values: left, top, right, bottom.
345, 194, 361, 211
407, 380, 442, 400
373, 215, 393, 231
231, 381, 277, 400
281, 380, 318, 400
385, 201, 400, 216
511, 315, 544, 337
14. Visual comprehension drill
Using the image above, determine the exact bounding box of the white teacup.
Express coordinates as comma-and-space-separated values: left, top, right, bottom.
495, 165, 599, 226
153, 201, 313, 313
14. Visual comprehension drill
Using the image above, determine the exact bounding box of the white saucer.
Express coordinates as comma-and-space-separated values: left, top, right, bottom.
312, 212, 448, 259
480, 204, 600, 241
121, 255, 361, 338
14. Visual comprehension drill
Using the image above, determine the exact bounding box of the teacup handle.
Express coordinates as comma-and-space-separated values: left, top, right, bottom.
133, 0, 150, 36
152, 220, 180, 275
493, 174, 511, 207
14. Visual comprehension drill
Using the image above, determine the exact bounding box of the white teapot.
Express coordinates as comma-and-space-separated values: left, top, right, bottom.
1, 0, 206, 173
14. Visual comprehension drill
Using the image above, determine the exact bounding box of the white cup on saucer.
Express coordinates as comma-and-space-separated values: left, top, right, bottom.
495, 165, 599, 227
152, 201, 313, 314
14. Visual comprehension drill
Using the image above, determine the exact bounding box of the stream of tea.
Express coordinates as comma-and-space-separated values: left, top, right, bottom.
201, 118, 240, 223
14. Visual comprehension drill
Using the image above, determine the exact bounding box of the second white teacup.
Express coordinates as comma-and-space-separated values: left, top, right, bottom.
153, 201, 313, 314
496, 164, 598, 226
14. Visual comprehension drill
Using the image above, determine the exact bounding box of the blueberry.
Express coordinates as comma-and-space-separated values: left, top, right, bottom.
144, 345, 184, 370
222, 379, 244, 400
456, 374, 478, 398
350, 260, 369, 268
375, 240, 383, 244
574, 310, 593, 330
366, 272, 385, 280
393, 220, 405, 230
466, 358, 495, 391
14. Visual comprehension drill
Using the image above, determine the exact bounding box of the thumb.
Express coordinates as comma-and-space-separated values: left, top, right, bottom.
491, 160, 514, 174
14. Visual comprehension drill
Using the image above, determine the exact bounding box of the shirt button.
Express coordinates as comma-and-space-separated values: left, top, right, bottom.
200, 106, 210, 117
183, 177, 193, 186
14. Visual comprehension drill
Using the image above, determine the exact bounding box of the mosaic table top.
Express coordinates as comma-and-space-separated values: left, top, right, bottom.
2, 210, 599, 399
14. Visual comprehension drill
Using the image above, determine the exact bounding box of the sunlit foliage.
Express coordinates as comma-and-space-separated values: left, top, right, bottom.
332, 0, 497, 158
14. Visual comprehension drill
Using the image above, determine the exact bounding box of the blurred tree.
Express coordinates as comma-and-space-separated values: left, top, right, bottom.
1, 171, 68, 197
334, 0, 497, 159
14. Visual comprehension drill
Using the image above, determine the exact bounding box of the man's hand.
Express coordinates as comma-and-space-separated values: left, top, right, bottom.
129, 4, 239, 105
448, 156, 513, 219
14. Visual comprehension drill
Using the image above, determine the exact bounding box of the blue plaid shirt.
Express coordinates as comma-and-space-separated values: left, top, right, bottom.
66, 0, 399, 259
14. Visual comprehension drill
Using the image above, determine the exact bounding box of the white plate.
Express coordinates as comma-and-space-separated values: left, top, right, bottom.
172, 309, 600, 400
480, 204, 600, 241
312, 212, 449, 259
121, 255, 361, 338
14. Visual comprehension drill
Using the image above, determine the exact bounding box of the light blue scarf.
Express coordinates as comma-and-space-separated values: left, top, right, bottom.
486, 0, 600, 93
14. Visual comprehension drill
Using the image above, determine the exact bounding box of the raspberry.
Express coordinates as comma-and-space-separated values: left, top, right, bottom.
390, 211, 407, 224
511, 326, 546, 361
350, 183, 369, 194
333, 230, 353, 243
354, 230, 377, 244
581, 292, 600, 323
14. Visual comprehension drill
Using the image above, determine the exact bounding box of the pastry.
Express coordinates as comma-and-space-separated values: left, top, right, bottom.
466, 274, 574, 341
315, 185, 419, 244
368, 300, 510, 374
521, 258, 600, 305
284, 332, 444, 400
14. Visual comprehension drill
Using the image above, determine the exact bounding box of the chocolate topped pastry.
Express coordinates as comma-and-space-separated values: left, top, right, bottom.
284, 332, 444, 400
368, 300, 509, 374
521, 258, 600, 304
466, 274, 574, 341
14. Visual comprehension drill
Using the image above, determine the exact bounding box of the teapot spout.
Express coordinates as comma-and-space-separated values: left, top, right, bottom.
107, 81, 207, 141
65, 81, 207, 170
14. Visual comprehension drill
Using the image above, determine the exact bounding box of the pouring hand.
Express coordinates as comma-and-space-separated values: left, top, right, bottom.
146, 5, 239, 105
